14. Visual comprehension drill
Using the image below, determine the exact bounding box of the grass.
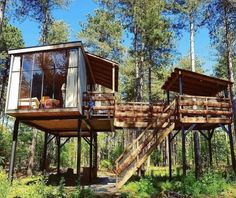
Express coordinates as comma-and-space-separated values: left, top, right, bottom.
1, 167, 236, 197
120, 167, 236, 198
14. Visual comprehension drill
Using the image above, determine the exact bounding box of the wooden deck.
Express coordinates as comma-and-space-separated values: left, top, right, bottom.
6, 93, 232, 136
114, 95, 232, 129
7, 108, 113, 137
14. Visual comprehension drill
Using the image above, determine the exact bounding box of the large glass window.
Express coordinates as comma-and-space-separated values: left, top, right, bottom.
18, 49, 79, 109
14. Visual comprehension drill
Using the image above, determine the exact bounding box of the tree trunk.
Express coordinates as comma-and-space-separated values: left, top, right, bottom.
223, 3, 236, 137
27, 129, 37, 176
0, 0, 7, 116
190, 11, 201, 178
0, 0, 6, 32
190, 12, 195, 72
41, 0, 52, 45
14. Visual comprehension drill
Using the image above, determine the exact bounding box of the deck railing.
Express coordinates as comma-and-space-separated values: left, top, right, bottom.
114, 101, 167, 128
82, 92, 115, 117
178, 95, 232, 124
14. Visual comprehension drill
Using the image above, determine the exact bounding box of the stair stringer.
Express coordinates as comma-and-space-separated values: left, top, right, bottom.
116, 122, 175, 188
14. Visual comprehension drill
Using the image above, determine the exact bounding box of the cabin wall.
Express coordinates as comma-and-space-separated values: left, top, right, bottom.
65, 49, 79, 108
6, 45, 88, 114
78, 48, 87, 112
6, 55, 21, 111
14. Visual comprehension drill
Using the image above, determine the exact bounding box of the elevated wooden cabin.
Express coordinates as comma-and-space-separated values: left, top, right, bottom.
6, 42, 235, 188
6, 41, 118, 184
114, 68, 235, 188
6, 41, 118, 136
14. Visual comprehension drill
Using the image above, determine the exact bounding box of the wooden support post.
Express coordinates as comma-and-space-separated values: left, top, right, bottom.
94, 132, 98, 177
112, 64, 116, 93
77, 119, 82, 184
8, 119, 19, 183
182, 125, 187, 176
228, 125, 236, 174
194, 131, 201, 179
57, 136, 61, 175
167, 91, 170, 104
42, 132, 48, 173
89, 131, 93, 183
179, 74, 183, 95
207, 130, 213, 167
168, 132, 172, 180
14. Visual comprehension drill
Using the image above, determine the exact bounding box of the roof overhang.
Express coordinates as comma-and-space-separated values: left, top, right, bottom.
86, 53, 119, 92
162, 68, 233, 96
8, 41, 82, 54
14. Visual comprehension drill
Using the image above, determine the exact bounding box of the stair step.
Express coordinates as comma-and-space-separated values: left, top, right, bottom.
115, 100, 176, 188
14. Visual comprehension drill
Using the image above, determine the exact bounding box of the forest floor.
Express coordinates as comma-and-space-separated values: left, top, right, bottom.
3, 167, 236, 197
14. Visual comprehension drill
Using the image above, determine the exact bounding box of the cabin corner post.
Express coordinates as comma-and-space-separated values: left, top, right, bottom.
8, 119, 19, 183
112, 64, 116, 93
179, 73, 186, 176
166, 90, 173, 180
181, 126, 187, 176
42, 132, 48, 173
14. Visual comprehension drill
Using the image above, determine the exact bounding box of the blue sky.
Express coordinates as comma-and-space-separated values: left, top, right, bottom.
9, 0, 216, 74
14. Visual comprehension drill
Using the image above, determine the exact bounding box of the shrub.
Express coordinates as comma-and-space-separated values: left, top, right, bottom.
70, 185, 94, 198
0, 169, 10, 198
9, 177, 55, 198
174, 171, 228, 198
80, 188, 94, 198
122, 178, 157, 198
100, 159, 112, 170
58, 177, 66, 198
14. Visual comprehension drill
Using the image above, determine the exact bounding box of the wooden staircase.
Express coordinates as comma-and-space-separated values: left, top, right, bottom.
115, 100, 176, 188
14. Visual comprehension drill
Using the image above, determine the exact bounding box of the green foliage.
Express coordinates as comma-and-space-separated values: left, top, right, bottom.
40, 20, 70, 44
121, 170, 232, 198
150, 146, 161, 166
0, 174, 56, 198
0, 125, 11, 167
61, 139, 76, 169
0, 20, 24, 71
0, 169, 10, 198
174, 55, 204, 73
174, 171, 229, 197
78, 9, 124, 61
100, 159, 112, 170
70, 186, 94, 198
70, 185, 81, 198
122, 178, 158, 198
79, 188, 94, 198
58, 177, 66, 198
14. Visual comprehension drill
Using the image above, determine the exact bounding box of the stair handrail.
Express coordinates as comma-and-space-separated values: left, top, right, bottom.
115, 103, 176, 176
115, 98, 176, 170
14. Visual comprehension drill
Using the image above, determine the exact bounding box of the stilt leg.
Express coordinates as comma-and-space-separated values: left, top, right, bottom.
57, 136, 61, 175
208, 130, 213, 167
182, 126, 187, 176
89, 131, 93, 183
8, 119, 19, 183
77, 119, 82, 184
228, 125, 236, 174
42, 132, 48, 173
94, 132, 97, 178
194, 131, 201, 179
168, 132, 172, 180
